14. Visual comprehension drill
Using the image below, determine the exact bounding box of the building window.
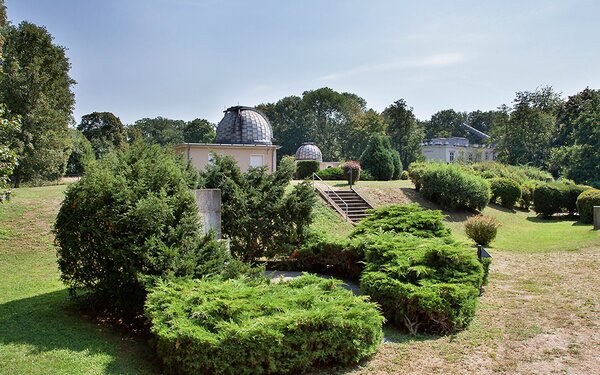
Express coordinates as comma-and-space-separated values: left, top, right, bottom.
449, 151, 455, 162
250, 155, 265, 167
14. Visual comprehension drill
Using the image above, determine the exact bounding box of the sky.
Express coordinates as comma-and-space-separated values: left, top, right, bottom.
7, 0, 600, 125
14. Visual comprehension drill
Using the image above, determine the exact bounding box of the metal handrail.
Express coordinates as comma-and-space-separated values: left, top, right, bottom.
312, 173, 349, 220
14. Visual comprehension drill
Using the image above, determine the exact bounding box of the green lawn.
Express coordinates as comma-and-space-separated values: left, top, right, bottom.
0, 185, 159, 375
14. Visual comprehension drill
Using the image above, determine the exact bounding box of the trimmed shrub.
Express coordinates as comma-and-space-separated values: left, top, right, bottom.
54, 144, 238, 314
291, 233, 363, 279
295, 160, 320, 179
519, 181, 535, 210
469, 162, 553, 184
146, 275, 384, 375
360, 134, 394, 181
408, 161, 427, 191
352, 204, 450, 239
360, 169, 374, 181
391, 149, 402, 180
341, 160, 361, 184
360, 233, 483, 334
315, 167, 344, 180
564, 184, 591, 215
533, 182, 591, 217
489, 177, 521, 208
577, 189, 600, 224
464, 215, 500, 246
420, 163, 490, 211
400, 170, 409, 180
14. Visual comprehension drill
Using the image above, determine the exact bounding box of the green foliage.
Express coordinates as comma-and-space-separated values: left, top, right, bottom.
390, 149, 402, 179
382, 99, 424, 169
145, 275, 384, 375
54, 143, 237, 315
345, 109, 388, 160
420, 163, 491, 211
341, 160, 361, 184
183, 118, 216, 143
489, 178, 521, 208
0, 104, 20, 192
200, 154, 316, 261
408, 161, 427, 191
360, 233, 483, 334
464, 215, 500, 246
292, 232, 362, 279
468, 162, 553, 184
422, 109, 468, 140
400, 170, 409, 180
128, 117, 216, 146
295, 160, 320, 179
533, 182, 591, 217
0, 21, 75, 185
519, 182, 535, 210
315, 166, 344, 180
360, 134, 395, 181
77, 112, 126, 158
65, 129, 94, 176
576, 189, 600, 224
352, 204, 450, 239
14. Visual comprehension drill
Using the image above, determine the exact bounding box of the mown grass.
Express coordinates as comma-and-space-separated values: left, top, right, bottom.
0, 185, 159, 375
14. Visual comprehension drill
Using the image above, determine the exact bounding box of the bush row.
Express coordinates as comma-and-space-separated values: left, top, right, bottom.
576, 189, 600, 224
533, 182, 591, 217
146, 275, 384, 375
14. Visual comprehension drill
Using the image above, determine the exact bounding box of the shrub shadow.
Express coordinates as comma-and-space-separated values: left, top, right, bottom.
0, 289, 159, 374
488, 203, 517, 214
525, 215, 580, 224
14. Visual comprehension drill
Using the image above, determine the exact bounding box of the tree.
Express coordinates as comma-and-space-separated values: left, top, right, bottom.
0, 104, 20, 192
345, 109, 387, 160
78, 112, 126, 158
360, 134, 395, 181
200, 154, 316, 261
65, 128, 94, 176
383, 99, 423, 169
423, 109, 468, 140
184, 118, 215, 143
465, 110, 496, 143
0, 21, 75, 185
129, 117, 186, 146
492, 87, 562, 168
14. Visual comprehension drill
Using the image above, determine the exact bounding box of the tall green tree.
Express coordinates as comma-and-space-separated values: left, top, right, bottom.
78, 112, 126, 158
0, 21, 75, 185
423, 109, 468, 140
492, 87, 562, 168
383, 99, 423, 169
129, 117, 186, 146
345, 109, 387, 160
360, 134, 396, 181
65, 128, 94, 176
184, 118, 216, 143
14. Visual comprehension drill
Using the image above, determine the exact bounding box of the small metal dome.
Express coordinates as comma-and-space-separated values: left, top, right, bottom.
295, 142, 323, 162
215, 106, 273, 145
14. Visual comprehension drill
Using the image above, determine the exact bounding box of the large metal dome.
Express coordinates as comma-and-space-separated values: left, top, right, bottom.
215, 106, 273, 145
295, 142, 323, 162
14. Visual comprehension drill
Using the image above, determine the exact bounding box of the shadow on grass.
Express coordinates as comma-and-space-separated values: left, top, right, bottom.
525, 215, 581, 224
0, 289, 159, 374
488, 203, 517, 214
382, 323, 441, 344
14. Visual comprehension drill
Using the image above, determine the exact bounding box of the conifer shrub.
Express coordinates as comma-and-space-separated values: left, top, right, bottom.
391, 149, 402, 180
295, 160, 320, 179
146, 275, 384, 375
315, 167, 344, 180
351, 204, 450, 239
291, 233, 363, 279
420, 163, 490, 211
576, 189, 600, 224
400, 170, 409, 180
54, 144, 241, 315
464, 215, 500, 246
408, 161, 427, 191
360, 233, 483, 335
360, 134, 395, 181
341, 160, 361, 184
489, 177, 521, 208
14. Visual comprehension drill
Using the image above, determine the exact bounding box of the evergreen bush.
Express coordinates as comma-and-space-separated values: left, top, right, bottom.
489, 177, 521, 208
291, 233, 363, 279
352, 204, 450, 238
295, 160, 320, 179
420, 163, 490, 211
533, 182, 591, 217
391, 149, 402, 180
519, 182, 535, 210
464, 215, 500, 246
146, 275, 384, 375
359, 134, 395, 181
360, 233, 483, 334
315, 167, 344, 180
408, 162, 427, 191
576, 189, 600, 224
400, 170, 409, 180
54, 144, 238, 315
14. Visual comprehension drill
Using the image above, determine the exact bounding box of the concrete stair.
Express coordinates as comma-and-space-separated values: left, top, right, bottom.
323, 189, 373, 223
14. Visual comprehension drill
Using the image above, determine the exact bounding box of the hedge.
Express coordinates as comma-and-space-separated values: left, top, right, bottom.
360, 233, 484, 334
291, 233, 363, 279
420, 163, 490, 211
295, 160, 320, 179
351, 203, 450, 239
576, 189, 600, 224
315, 167, 344, 180
468, 162, 553, 184
533, 182, 591, 217
408, 162, 427, 191
489, 177, 521, 208
146, 275, 384, 375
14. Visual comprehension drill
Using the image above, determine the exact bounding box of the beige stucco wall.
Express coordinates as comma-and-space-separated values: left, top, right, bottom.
319, 162, 341, 170
174, 144, 278, 173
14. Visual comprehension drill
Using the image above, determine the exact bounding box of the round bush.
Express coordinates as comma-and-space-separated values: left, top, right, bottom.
408, 162, 427, 191
54, 144, 232, 314
295, 160, 320, 179
533, 183, 564, 217
576, 189, 600, 224
400, 170, 409, 180
519, 182, 535, 210
342, 160, 361, 184
360, 135, 394, 181
489, 177, 521, 208
464, 215, 500, 246
146, 275, 384, 374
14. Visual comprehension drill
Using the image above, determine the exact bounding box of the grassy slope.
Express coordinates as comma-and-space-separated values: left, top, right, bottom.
0, 185, 159, 375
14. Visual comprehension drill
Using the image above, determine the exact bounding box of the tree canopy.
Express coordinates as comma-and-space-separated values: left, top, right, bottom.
78, 112, 126, 158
